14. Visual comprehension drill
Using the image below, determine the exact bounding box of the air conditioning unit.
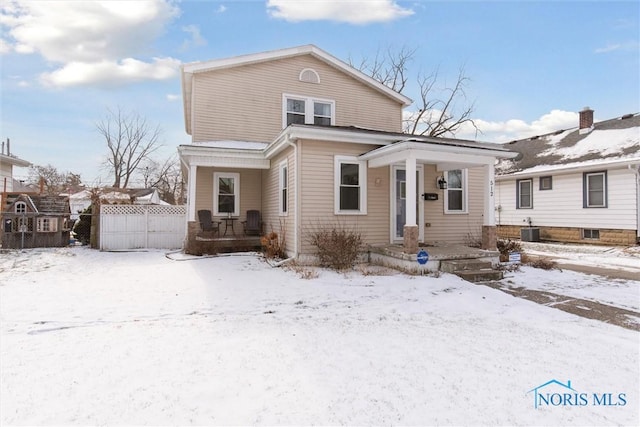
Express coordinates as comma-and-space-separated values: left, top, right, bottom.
520, 227, 540, 242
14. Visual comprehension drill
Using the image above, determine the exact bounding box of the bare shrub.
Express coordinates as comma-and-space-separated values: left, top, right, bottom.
497, 239, 524, 262
527, 257, 558, 270
308, 224, 363, 270
464, 231, 482, 248
261, 231, 286, 259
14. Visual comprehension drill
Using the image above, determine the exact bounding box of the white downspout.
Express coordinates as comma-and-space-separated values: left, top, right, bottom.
286, 138, 299, 257
630, 164, 640, 240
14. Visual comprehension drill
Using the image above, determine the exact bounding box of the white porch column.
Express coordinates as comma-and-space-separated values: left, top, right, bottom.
483, 162, 495, 226
405, 156, 417, 226
482, 162, 497, 250
188, 164, 197, 222
403, 156, 419, 254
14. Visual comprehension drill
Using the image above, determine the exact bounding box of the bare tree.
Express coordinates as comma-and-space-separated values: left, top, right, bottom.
96, 107, 163, 188
28, 164, 82, 195
139, 156, 184, 204
351, 47, 477, 138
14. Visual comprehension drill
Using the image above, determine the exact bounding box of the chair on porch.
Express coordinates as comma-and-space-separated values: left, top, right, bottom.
197, 210, 221, 238
241, 210, 263, 236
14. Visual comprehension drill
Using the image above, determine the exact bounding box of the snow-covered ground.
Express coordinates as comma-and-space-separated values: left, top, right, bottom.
1, 246, 638, 426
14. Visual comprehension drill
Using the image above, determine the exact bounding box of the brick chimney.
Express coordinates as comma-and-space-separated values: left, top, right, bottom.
579, 107, 594, 132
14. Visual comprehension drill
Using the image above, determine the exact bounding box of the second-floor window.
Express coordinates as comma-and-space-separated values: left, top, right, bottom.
283, 94, 335, 127
15, 202, 26, 214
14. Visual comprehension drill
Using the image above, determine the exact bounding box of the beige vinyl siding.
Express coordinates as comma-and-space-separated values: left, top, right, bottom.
191, 55, 403, 143
194, 167, 262, 225
298, 139, 389, 254
422, 165, 485, 244
496, 168, 637, 230
261, 147, 296, 254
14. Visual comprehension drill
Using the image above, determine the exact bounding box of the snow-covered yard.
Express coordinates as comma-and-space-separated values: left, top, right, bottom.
1, 246, 638, 426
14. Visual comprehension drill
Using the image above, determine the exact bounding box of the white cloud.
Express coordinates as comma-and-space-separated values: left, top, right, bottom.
166, 94, 181, 102
266, 0, 413, 24
594, 41, 640, 54
456, 110, 579, 143
1, 0, 180, 87
40, 57, 181, 88
181, 25, 207, 50
216, 5, 227, 14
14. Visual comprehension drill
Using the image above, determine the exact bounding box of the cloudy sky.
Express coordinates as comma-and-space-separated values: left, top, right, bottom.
1, 0, 638, 185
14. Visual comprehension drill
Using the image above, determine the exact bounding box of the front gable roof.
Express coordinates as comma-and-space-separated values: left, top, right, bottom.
181, 45, 413, 135
497, 112, 640, 176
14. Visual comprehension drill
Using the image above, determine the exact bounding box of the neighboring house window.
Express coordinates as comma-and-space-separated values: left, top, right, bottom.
279, 161, 288, 216
516, 179, 533, 209
334, 156, 367, 214
582, 229, 600, 240
539, 176, 552, 190
37, 217, 58, 232
15, 217, 33, 232
15, 202, 26, 214
283, 94, 335, 127
444, 169, 467, 213
213, 172, 240, 216
583, 171, 607, 208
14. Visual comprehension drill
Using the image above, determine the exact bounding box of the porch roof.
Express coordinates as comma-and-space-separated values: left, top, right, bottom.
359, 139, 518, 170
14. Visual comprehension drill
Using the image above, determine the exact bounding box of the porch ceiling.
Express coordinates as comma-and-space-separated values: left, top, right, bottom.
359, 140, 511, 169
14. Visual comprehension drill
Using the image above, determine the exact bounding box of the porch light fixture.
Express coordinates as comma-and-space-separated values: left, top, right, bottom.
437, 176, 448, 190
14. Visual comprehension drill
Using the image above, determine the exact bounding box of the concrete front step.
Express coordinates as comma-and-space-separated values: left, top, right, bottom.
455, 269, 504, 282
440, 259, 493, 274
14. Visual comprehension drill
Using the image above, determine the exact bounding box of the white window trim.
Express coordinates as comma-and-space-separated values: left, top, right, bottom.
37, 217, 58, 232
282, 93, 336, 128
279, 160, 288, 216
15, 201, 26, 214
444, 169, 468, 214
334, 155, 367, 215
213, 172, 240, 216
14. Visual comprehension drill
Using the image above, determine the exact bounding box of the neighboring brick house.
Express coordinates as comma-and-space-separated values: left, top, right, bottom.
495, 108, 640, 245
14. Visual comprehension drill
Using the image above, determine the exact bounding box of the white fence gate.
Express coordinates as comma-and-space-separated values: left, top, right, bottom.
100, 204, 186, 251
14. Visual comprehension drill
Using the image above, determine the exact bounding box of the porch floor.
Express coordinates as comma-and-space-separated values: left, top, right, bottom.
195, 235, 262, 250
368, 243, 500, 272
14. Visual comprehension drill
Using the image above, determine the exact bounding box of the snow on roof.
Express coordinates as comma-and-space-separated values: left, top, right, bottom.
497, 112, 640, 175
538, 127, 639, 160
192, 140, 269, 150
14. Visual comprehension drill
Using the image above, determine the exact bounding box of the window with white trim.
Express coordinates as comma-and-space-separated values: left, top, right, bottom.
334, 156, 367, 214
517, 179, 533, 209
15, 201, 26, 214
37, 217, 58, 232
444, 169, 467, 213
283, 94, 335, 127
583, 171, 607, 208
279, 161, 288, 216
213, 172, 240, 216
582, 229, 600, 240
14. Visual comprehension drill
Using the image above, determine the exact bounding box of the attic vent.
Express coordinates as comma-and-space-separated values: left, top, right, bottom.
620, 113, 634, 120
299, 68, 320, 84
530, 135, 540, 140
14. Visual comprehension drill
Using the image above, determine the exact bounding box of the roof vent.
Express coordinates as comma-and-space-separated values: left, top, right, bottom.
299, 68, 320, 84
620, 113, 634, 120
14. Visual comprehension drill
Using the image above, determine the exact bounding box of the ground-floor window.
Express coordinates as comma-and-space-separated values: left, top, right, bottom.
214, 172, 240, 216
37, 217, 58, 232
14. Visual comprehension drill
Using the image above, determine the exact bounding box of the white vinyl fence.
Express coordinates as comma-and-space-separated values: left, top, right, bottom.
100, 204, 186, 251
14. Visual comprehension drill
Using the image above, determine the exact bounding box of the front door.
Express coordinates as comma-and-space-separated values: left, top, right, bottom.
391, 165, 424, 242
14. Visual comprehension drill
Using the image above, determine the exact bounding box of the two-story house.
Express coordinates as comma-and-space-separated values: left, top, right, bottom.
178, 45, 516, 260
